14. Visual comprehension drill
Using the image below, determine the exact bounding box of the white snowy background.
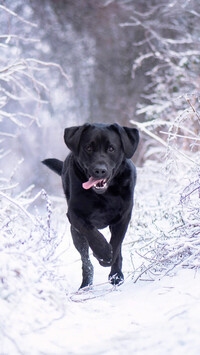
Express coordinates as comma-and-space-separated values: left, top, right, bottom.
1, 2, 200, 355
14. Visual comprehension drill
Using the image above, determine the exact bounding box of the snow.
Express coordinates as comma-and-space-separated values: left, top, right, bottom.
1, 216, 200, 355
3, 264, 200, 354
45, 269, 200, 355
1, 161, 200, 355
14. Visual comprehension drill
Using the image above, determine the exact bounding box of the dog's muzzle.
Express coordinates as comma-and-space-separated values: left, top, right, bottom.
82, 177, 108, 193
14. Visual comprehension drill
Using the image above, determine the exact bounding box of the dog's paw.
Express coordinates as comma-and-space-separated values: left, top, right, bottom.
98, 257, 112, 267
93, 243, 113, 267
109, 271, 124, 286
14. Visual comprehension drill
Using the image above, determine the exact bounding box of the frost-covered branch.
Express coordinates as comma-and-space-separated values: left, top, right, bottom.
0, 191, 35, 223
122, 0, 200, 126
130, 116, 200, 167
126, 0, 200, 276
0, 4, 37, 27
129, 99, 200, 280
130, 156, 200, 283
0, 5, 72, 135
0, 184, 69, 352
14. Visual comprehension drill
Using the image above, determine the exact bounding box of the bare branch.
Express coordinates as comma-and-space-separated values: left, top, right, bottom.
0, 191, 35, 223
0, 5, 37, 28
0, 34, 39, 43
25, 58, 73, 88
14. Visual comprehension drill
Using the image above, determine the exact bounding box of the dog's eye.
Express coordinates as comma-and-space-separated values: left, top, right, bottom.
86, 145, 93, 152
108, 145, 115, 153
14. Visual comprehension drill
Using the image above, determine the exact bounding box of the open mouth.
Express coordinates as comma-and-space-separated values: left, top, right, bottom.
82, 177, 108, 191
93, 179, 108, 190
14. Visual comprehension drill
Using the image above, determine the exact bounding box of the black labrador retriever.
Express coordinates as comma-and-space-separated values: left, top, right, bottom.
42, 123, 139, 289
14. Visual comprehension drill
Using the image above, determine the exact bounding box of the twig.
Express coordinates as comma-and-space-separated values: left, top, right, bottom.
0, 5, 37, 28
25, 58, 73, 88
186, 98, 200, 122
69, 282, 117, 303
160, 131, 200, 141
0, 191, 35, 224
0, 34, 39, 43
133, 262, 159, 283
130, 119, 200, 166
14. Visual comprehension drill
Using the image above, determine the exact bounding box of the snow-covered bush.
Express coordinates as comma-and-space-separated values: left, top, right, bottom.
128, 0, 200, 125
0, 6, 72, 353
128, 97, 200, 281
0, 4, 71, 192
0, 186, 72, 353
120, 0, 200, 281
128, 156, 199, 282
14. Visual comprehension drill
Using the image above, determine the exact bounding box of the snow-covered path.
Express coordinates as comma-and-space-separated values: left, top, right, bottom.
1, 162, 200, 355
21, 267, 200, 355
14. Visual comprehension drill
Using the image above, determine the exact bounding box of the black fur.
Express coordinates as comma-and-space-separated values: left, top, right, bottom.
42, 123, 139, 289
42, 158, 63, 176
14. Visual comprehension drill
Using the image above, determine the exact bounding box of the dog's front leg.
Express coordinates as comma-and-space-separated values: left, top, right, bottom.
108, 215, 131, 285
71, 226, 94, 289
68, 211, 113, 266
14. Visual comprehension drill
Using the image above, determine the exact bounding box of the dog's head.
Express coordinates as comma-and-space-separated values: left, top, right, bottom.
64, 123, 139, 194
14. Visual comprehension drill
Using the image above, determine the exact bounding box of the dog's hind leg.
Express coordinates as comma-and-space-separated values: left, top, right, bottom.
71, 226, 94, 289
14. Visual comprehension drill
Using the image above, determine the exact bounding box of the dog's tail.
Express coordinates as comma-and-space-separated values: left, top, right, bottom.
42, 158, 63, 176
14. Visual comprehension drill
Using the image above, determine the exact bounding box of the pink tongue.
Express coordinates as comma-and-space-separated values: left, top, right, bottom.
82, 177, 103, 190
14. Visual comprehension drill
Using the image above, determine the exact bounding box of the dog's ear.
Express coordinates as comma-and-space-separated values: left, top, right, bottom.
111, 124, 139, 159
64, 124, 90, 154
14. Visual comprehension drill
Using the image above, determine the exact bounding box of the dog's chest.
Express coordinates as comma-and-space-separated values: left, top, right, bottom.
89, 195, 123, 229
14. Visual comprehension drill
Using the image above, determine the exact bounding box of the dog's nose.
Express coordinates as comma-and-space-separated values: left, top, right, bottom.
93, 164, 108, 178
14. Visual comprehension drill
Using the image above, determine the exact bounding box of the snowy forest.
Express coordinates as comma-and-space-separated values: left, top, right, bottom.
1, 0, 200, 354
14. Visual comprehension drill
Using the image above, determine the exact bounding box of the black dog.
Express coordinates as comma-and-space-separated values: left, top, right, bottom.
42, 123, 139, 288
